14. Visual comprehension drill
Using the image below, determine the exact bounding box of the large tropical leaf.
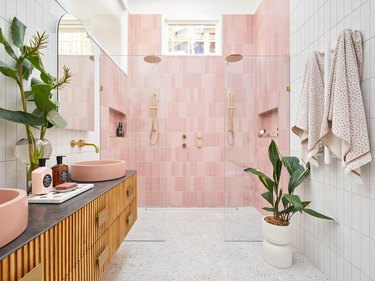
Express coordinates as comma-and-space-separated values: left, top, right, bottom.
263, 207, 278, 213
31, 77, 43, 86
0, 108, 46, 126
288, 163, 310, 194
0, 60, 18, 80
282, 196, 289, 209
279, 205, 296, 215
25, 90, 34, 101
32, 84, 56, 114
281, 156, 301, 176
28, 55, 55, 84
268, 140, 282, 187
268, 140, 280, 165
283, 194, 303, 212
0, 28, 17, 60
274, 188, 283, 211
303, 208, 334, 220
244, 167, 274, 193
46, 109, 66, 128
11, 17, 26, 49
261, 191, 273, 206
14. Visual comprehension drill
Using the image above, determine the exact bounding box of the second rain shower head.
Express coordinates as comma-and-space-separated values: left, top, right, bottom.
225, 53, 243, 64
144, 54, 161, 64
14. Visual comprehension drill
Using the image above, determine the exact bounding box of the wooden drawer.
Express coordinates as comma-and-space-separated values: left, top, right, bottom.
118, 176, 136, 212
64, 221, 118, 281
84, 183, 121, 250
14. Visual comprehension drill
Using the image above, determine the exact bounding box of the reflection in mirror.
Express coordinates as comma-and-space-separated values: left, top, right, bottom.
58, 14, 95, 131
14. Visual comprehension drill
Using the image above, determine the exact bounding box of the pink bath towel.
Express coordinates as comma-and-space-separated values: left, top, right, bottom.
320, 29, 371, 183
292, 51, 325, 166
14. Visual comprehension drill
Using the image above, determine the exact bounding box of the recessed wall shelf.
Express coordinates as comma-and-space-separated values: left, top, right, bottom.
258, 107, 278, 139
109, 107, 127, 138
258, 129, 279, 138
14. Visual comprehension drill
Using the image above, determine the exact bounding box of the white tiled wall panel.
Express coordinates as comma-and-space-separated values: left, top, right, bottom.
0, 0, 100, 189
290, 0, 375, 280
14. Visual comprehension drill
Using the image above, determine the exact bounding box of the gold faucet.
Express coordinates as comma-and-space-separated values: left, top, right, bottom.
70, 139, 100, 153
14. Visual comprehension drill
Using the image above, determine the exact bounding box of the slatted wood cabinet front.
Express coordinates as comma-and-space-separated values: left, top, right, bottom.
0, 174, 137, 281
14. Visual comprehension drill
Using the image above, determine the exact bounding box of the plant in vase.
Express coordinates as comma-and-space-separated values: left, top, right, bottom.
0, 17, 72, 192
244, 140, 333, 268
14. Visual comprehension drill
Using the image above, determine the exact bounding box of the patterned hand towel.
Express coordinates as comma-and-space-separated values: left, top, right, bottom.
292, 51, 325, 166
320, 29, 372, 183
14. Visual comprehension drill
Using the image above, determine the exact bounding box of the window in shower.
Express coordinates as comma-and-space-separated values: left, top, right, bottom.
163, 19, 221, 55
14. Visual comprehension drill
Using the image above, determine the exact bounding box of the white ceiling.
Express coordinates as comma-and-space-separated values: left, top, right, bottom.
127, 0, 262, 17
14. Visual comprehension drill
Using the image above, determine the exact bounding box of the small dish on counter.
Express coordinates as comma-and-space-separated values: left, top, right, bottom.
54, 182, 78, 193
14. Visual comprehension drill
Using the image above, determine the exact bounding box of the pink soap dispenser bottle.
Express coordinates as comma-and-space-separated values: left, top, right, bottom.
32, 158, 53, 195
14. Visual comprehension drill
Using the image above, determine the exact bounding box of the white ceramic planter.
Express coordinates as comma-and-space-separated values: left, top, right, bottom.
262, 216, 292, 268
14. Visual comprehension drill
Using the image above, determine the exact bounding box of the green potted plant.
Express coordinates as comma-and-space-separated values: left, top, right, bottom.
244, 140, 333, 268
0, 17, 72, 192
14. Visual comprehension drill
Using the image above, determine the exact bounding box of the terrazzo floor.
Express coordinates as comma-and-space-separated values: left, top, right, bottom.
101, 208, 328, 281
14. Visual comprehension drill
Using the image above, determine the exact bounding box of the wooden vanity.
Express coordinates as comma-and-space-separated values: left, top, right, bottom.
0, 171, 137, 281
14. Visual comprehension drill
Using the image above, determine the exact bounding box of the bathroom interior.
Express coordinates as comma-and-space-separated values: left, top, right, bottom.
0, 0, 374, 280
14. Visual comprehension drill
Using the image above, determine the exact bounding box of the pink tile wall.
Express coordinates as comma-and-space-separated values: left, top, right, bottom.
253, 0, 290, 213
100, 4, 289, 209
100, 51, 131, 160
59, 55, 95, 131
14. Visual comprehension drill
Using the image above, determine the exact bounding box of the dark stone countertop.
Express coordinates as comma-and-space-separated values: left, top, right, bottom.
0, 170, 136, 260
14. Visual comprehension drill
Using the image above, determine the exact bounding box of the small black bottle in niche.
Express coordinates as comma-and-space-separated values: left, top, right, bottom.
120, 123, 125, 137
116, 122, 124, 137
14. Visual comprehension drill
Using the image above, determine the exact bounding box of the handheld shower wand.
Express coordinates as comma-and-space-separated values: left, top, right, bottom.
150, 92, 159, 145
227, 91, 235, 145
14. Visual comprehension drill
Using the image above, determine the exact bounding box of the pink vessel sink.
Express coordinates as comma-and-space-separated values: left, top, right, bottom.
0, 188, 28, 248
70, 160, 126, 182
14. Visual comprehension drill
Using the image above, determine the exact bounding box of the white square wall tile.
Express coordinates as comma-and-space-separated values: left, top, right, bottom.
344, 260, 352, 281
337, 255, 344, 281
370, 37, 375, 78
344, 225, 352, 262
370, 199, 375, 240
5, 122, 17, 161
351, 7, 361, 31
0, 120, 5, 162
344, 0, 352, 17
352, 0, 362, 11
363, 41, 370, 81
370, 79, 375, 119
351, 193, 361, 232
370, 239, 375, 280
360, 196, 370, 236
330, 250, 337, 281
5, 160, 17, 187
351, 230, 361, 269
360, 1, 371, 41
360, 273, 370, 281
370, 0, 375, 37
0, 0, 5, 19
0, 161, 5, 187
360, 234, 370, 277
5, 0, 16, 22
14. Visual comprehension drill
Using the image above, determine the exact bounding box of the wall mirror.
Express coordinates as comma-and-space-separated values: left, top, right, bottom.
57, 14, 96, 131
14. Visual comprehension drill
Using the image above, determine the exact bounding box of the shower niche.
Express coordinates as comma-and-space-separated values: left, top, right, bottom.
109, 107, 127, 138
257, 108, 279, 138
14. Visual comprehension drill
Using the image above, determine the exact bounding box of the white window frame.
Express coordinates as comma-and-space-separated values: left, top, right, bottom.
162, 17, 222, 56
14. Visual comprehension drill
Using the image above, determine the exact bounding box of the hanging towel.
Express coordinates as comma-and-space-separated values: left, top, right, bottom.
292, 51, 325, 166
320, 29, 372, 182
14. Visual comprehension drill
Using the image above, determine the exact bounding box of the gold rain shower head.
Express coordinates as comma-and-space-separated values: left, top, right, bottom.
225, 53, 243, 64
144, 54, 161, 64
